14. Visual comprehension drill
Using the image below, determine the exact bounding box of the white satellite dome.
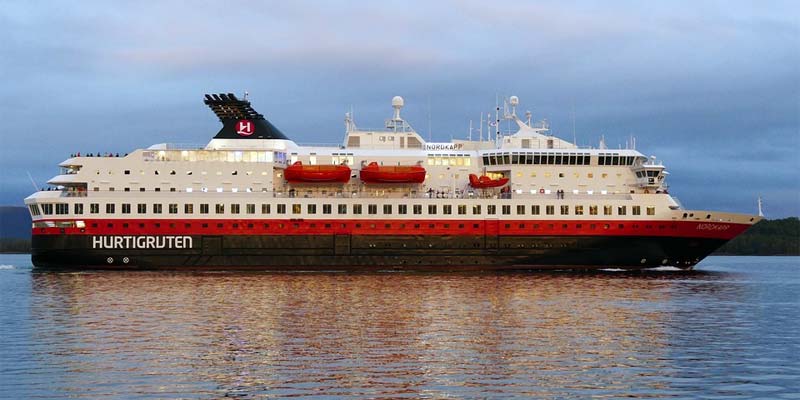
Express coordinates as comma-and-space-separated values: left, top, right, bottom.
392, 96, 404, 108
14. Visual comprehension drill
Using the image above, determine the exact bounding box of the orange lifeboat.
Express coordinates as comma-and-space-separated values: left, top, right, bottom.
284, 161, 351, 183
469, 174, 509, 189
360, 162, 426, 184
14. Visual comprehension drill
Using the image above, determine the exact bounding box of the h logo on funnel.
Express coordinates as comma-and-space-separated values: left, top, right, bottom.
236, 120, 254, 136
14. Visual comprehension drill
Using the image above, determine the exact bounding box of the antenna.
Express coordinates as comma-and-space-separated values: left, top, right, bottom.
758, 196, 764, 217
479, 113, 484, 142
26, 171, 39, 191
571, 103, 577, 145
427, 96, 432, 142
469, 120, 473, 141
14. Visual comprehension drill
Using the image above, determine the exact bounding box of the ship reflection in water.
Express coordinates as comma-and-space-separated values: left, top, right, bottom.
24, 262, 799, 398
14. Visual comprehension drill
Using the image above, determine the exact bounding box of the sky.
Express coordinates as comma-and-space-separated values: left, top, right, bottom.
1, 0, 798, 217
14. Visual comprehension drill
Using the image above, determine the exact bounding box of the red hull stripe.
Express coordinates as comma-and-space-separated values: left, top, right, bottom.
32, 218, 749, 240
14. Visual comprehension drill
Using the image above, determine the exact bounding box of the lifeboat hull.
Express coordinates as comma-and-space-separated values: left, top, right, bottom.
285, 162, 351, 183
360, 163, 426, 184
469, 174, 509, 188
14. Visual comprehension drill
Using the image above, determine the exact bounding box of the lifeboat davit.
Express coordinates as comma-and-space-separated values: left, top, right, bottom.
469, 174, 509, 188
284, 161, 351, 183
360, 162, 426, 184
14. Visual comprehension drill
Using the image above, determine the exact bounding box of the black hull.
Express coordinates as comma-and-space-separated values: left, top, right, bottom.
31, 234, 727, 271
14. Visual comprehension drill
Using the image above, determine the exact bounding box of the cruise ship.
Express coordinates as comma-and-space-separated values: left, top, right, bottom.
25, 93, 760, 270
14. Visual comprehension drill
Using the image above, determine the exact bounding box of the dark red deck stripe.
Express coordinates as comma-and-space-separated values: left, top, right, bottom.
31, 218, 750, 240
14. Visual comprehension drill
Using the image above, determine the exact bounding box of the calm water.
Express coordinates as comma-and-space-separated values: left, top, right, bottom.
0, 255, 798, 399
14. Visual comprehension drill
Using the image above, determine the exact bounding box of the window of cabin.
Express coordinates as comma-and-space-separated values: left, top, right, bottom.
545, 205, 554, 215
398, 204, 407, 214
368, 204, 377, 215
502, 205, 511, 215
574, 205, 584, 215
428, 204, 436, 215
122, 204, 131, 214
55, 204, 68, 215
137, 204, 147, 214
90, 203, 99, 214
246, 204, 255, 214
277, 204, 286, 214
338, 204, 347, 214
215, 204, 224, 214
185, 204, 194, 214
560, 205, 569, 215
292, 204, 301, 214
488, 205, 496, 215
169, 204, 178, 214
619, 206, 628, 216
153, 204, 162, 214
383, 204, 392, 214
262, 204, 270, 214
472, 205, 481, 215
589, 205, 598, 215
443, 204, 452, 215
106, 203, 115, 214
200, 204, 209, 214
532, 205, 540, 215
458, 205, 467, 215
323, 204, 332, 214
646, 206, 655, 215
632, 206, 641, 215
413, 204, 422, 215
74, 203, 83, 214
517, 205, 525, 215
308, 204, 317, 214
604, 205, 612, 215
353, 204, 362, 215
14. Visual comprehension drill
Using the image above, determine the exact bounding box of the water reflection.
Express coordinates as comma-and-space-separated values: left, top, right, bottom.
25, 268, 783, 398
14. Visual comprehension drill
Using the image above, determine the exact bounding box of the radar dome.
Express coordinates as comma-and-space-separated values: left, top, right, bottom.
392, 96, 404, 108
509, 96, 519, 106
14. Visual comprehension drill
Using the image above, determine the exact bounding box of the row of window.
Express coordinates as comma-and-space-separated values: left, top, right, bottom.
143, 150, 286, 164
482, 152, 592, 166
32, 202, 655, 217
39, 220, 672, 232
597, 155, 637, 166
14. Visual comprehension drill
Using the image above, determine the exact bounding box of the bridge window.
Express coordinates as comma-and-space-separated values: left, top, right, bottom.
55, 204, 69, 215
